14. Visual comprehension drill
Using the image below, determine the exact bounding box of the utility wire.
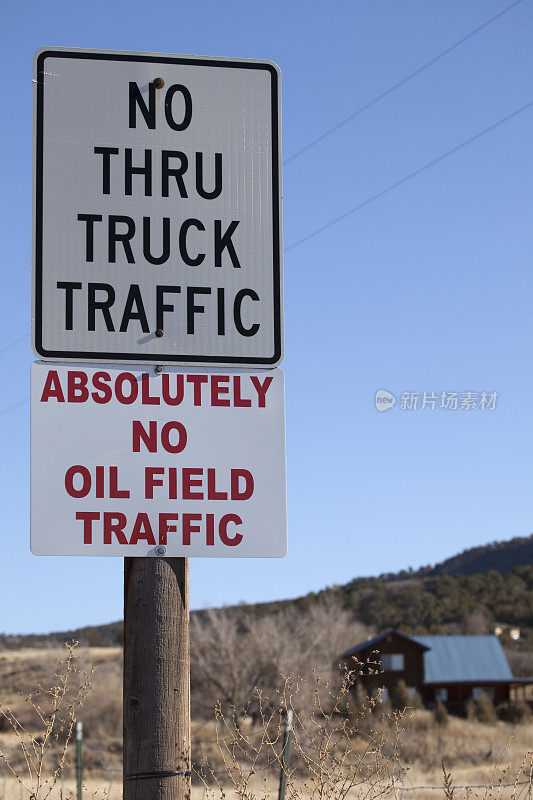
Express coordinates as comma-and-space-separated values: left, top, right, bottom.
0, 336, 30, 416
1, 102, 531, 414
0, 397, 29, 418
2, 95, 531, 417
283, 0, 527, 166
0, 334, 28, 357
285, 99, 533, 252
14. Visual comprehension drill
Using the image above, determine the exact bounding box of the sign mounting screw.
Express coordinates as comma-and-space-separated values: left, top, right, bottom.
155, 545, 167, 556
155, 329, 164, 338
154, 365, 164, 374
153, 77, 164, 89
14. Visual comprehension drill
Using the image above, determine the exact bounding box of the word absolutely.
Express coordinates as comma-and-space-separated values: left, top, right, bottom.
40, 370, 273, 408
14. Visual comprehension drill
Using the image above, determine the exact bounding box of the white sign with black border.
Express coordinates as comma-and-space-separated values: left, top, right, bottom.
32, 47, 283, 368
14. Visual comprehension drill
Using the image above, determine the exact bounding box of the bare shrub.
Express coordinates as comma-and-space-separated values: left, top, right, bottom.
191, 599, 371, 718
0, 642, 93, 799
434, 700, 449, 727
442, 759, 455, 800
502, 702, 532, 724
465, 610, 491, 635
79, 660, 122, 742
390, 680, 411, 711
464, 748, 533, 800
504, 649, 533, 678
466, 699, 476, 721
476, 692, 497, 725
191, 607, 269, 717
1, 701, 43, 731
196, 665, 406, 800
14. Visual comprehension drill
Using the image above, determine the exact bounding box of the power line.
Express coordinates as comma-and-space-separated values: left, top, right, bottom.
1, 101, 531, 415
0, 397, 29, 418
0, 337, 31, 416
283, 0, 527, 166
285, 99, 533, 253
0, 334, 28, 357
2, 81, 531, 417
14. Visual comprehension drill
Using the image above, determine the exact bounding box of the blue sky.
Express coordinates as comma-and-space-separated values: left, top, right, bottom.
2, 0, 533, 633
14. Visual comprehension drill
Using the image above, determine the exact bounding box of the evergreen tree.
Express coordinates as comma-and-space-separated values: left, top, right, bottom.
434, 700, 449, 727
476, 692, 497, 724
391, 679, 412, 711
503, 702, 531, 724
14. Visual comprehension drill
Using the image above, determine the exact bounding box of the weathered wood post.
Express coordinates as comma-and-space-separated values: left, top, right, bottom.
123, 557, 190, 800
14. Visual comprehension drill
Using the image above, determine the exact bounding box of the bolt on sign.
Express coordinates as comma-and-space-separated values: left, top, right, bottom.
30, 362, 287, 556
32, 48, 283, 368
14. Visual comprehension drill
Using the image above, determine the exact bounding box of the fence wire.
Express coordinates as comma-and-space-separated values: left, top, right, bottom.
0, 765, 531, 800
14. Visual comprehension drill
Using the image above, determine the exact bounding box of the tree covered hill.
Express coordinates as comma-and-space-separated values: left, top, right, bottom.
376, 534, 533, 581
245, 536, 533, 641
1, 534, 532, 649
313, 565, 533, 636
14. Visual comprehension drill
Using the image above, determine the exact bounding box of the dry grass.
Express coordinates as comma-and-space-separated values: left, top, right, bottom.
0, 774, 213, 799
397, 711, 533, 800
0, 644, 94, 799
401, 709, 533, 769
190, 710, 533, 800
0, 646, 122, 784
0, 647, 532, 800
1, 771, 532, 800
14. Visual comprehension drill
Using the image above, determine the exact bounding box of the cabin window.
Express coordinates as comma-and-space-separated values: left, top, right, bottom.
381, 654, 404, 671
435, 688, 448, 701
472, 687, 494, 701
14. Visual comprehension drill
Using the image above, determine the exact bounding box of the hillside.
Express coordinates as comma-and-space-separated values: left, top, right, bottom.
427, 535, 533, 577
238, 536, 533, 645
0, 621, 123, 650
377, 534, 533, 581
1, 534, 531, 649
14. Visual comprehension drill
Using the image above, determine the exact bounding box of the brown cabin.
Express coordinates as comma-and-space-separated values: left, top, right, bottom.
339, 630, 532, 714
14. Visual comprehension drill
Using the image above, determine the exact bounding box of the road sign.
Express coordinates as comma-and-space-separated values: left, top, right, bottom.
32, 48, 283, 368
30, 362, 287, 556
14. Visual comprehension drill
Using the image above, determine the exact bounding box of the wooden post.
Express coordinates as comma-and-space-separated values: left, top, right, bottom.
123, 557, 190, 800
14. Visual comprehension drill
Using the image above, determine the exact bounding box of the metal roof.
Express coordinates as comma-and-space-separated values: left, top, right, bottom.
412, 635, 514, 684
340, 630, 428, 658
